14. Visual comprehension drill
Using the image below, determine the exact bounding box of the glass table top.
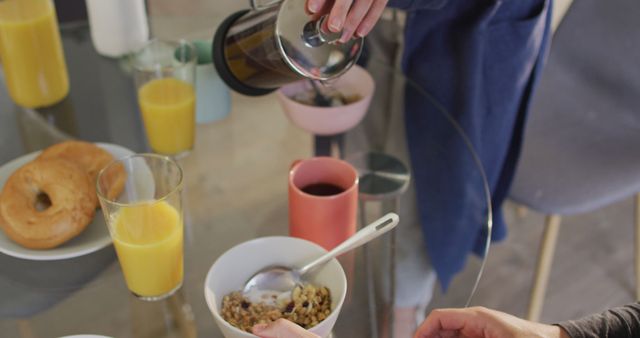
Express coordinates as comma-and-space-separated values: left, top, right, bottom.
0, 18, 492, 338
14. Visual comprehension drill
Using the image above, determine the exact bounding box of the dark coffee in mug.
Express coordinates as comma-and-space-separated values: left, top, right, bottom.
289, 157, 358, 250
301, 183, 344, 196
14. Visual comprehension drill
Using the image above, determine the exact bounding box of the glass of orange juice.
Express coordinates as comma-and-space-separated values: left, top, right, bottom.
97, 154, 184, 301
132, 40, 197, 157
0, 0, 69, 108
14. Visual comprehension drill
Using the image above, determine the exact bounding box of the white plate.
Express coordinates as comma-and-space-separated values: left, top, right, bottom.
0, 142, 135, 261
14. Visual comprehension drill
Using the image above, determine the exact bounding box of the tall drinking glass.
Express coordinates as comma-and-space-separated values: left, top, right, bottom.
132, 40, 197, 157
0, 0, 69, 108
97, 154, 184, 301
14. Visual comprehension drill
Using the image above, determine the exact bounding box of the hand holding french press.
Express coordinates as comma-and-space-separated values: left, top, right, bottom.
213, 0, 364, 96
306, 0, 389, 43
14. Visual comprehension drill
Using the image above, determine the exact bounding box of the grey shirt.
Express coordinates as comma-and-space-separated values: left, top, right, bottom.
557, 303, 640, 338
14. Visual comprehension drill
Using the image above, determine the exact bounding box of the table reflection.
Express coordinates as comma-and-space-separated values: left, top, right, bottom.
130, 288, 197, 338
0, 246, 116, 319
15, 96, 78, 153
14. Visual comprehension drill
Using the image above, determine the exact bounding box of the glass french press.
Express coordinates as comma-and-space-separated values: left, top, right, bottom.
212, 0, 364, 96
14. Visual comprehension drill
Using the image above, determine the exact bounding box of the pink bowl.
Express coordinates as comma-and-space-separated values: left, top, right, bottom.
277, 65, 375, 136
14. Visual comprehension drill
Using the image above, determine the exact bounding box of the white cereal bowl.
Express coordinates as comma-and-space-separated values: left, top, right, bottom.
204, 236, 347, 338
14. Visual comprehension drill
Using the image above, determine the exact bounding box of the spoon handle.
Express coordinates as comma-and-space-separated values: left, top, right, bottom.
298, 212, 400, 276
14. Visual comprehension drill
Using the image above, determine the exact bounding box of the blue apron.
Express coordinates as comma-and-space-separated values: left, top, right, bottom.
388, 0, 552, 288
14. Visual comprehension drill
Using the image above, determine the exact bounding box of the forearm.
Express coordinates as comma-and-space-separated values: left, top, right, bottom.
556, 303, 640, 338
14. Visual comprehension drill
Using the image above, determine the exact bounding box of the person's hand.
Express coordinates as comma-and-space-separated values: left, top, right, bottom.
305, 0, 389, 43
414, 307, 570, 338
252, 318, 320, 338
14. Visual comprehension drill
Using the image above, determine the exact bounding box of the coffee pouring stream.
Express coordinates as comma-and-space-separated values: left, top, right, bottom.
212, 0, 364, 96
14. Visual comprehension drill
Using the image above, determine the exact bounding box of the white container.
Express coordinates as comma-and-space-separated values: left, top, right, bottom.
85, 0, 149, 57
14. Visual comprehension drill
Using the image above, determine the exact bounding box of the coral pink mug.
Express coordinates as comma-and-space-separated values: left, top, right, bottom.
289, 157, 359, 250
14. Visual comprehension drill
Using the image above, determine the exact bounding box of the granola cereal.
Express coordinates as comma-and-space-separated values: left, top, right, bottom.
221, 284, 332, 332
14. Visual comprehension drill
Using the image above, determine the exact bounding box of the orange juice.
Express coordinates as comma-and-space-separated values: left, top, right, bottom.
0, 0, 69, 108
138, 78, 195, 155
112, 201, 183, 298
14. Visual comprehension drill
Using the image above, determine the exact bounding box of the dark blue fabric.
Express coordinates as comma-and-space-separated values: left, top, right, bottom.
388, 0, 448, 11
394, 0, 552, 288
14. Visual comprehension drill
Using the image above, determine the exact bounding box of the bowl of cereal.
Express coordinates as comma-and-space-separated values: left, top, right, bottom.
276, 65, 374, 136
204, 236, 347, 338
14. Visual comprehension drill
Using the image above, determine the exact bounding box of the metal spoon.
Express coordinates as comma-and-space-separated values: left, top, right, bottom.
243, 212, 400, 294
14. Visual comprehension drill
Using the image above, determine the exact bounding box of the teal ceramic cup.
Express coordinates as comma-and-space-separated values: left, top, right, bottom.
194, 40, 230, 124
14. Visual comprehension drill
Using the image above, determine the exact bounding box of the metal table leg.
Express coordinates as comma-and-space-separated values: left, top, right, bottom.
347, 152, 410, 338
314, 134, 345, 158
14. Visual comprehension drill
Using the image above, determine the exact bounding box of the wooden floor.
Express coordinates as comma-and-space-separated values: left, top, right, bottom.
446, 198, 636, 324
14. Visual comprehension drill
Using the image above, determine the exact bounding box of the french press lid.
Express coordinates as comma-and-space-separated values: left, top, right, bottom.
275, 0, 363, 80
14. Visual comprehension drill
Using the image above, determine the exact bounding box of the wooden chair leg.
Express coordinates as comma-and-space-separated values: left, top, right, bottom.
17, 319, 35, 338
635, 193, 640, 301
527, 214, 562, 322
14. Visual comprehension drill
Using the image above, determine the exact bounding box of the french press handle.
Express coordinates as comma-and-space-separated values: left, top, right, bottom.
249, 0, 282, 10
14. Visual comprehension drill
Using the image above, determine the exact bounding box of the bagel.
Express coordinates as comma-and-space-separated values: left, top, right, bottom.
37, 141, 126, 204
0, 159, 96, 249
